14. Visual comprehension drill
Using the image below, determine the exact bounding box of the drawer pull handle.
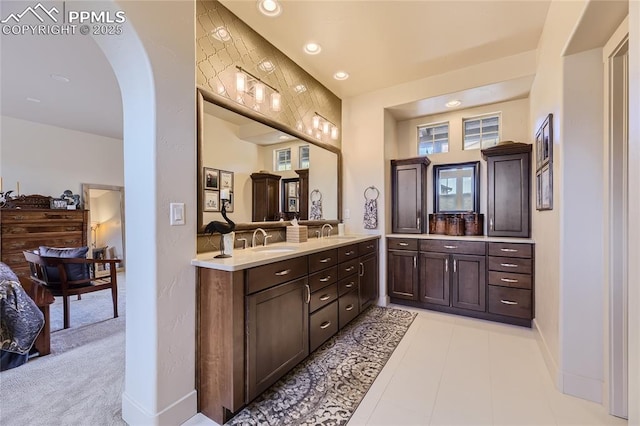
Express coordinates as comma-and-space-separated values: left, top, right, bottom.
501, 278, 519, 283
345, 282, 354, 288
399, 242, 409, 246
366, 245, 374, 249
346, 250, 355, 256
445, 258, 448, 272
319, 275, 332, 282
345, 304, 354, 311
500, 299, 519, 305
345, 266, 355, 272
320, 257, 332, 263
305, 284, 311, 304
500, 248, 518, 253
275, 269, 291, 276
500, 263, 518, 268
319, 294, 331, 301
444, 245, 458, 249
320, 321, 332, 329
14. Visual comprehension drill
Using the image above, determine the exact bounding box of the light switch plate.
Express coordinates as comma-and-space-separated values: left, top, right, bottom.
170, 203, 185, 226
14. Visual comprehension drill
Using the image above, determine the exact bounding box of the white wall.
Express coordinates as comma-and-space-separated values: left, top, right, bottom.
396, 98, 530, 220
0, 116, 124, 197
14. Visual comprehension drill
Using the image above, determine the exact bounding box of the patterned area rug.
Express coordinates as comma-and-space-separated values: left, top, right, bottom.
227, 305, 417, 425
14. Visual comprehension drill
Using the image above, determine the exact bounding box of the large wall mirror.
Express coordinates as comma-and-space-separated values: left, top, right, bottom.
197, 88, 341, 232
433, 161, 480, 213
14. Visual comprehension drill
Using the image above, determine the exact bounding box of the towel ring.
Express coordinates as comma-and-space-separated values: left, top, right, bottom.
364, 186, 379, 201
310, 189, 322, 202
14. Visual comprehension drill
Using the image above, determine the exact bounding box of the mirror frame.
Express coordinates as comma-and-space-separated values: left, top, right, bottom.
197, 87, 342, 233
433, 161, 480, 214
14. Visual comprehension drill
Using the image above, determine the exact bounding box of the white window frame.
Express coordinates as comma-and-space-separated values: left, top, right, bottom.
417, 121, 449, 155
274, 148, 291, 171
299, 145, 310, 169
462, 112, 501, 150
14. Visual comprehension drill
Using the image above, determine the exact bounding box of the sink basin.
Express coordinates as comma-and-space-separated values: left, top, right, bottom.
253, 246, 298, 253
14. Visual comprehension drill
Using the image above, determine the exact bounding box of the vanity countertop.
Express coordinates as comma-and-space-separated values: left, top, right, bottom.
192, 234, 380, 271
389, 233, 535, 244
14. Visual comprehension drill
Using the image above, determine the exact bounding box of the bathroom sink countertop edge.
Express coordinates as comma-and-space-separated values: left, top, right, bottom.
192, 234, 380, 271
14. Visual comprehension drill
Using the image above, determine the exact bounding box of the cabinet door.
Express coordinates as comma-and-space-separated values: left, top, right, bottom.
419, 252, 450, 306
392, 163, 425, 233
487, 153, 530, 237
387, 250, 418, 300
451, 254, 486, 312
246, 277, 309, 401
359, 253, 378, 310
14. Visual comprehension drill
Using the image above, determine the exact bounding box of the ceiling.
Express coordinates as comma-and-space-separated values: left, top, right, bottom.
0, 0, 552, 140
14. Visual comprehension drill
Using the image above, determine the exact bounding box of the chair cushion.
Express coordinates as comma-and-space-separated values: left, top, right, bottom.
38, 246, 90, 283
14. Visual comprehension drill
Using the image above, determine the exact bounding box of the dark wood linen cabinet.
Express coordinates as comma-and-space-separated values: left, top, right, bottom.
482, 142, 532, 238
391, 157, 430, 233
250, 172, 281, 222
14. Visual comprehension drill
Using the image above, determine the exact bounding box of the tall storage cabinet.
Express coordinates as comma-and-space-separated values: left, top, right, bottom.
482, 142, 532, 238
391, 157, 430, 234
250, 172, 281, 222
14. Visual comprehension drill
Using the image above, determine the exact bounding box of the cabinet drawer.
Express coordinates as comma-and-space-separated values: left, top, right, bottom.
308, 266, 337, 293
310, 301, 338, 352
338, 244, 359, 263
338, 258, 359, 279
339, 289, 360, 329
488, 242, 532, 259
338, 275, 358, 297
2, 234, 83, 252
488, 286, 532, 319
0, 210, 85, 223
308, 249, 337, 273
247, 256, 308, 294
488, 256, 532, 274
358, 239, 378, 255
420, 239, 486, 255
310, 283, 338, 313
387, 238, 418, 251
488, 271, 532, 290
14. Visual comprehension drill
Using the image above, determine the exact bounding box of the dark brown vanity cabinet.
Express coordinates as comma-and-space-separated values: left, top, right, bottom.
308, 249, 339, 353
391, 157, 430, 233
487, 242, 534, 320
419, 240, 486, 312
482, 142, 532, 238
358, 240, 379, 310
251, 172, 281, 222
387, 238, 419, 301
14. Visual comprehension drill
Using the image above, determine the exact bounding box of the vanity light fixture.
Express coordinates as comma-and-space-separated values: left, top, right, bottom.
333, 71, 349, 80
235, 66, 281, 112
313, 111, 340, 141
303, 42, 321, 55
445, 100, 462, 108
257, 0, 282, 17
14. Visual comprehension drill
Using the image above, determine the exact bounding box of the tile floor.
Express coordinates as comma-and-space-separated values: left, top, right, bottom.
184, 306, 628, 426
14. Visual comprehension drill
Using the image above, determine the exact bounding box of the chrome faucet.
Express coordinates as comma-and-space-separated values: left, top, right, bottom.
237, 237, 247, 249
321, 223, 333, 238
252, 228, 268, 247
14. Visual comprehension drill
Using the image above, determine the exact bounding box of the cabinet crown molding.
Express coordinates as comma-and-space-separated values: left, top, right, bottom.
481, 141, 532, 159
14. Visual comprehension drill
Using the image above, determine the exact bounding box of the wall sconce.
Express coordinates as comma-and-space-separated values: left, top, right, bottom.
235, 66, 281, 112
313, 111, 339, 141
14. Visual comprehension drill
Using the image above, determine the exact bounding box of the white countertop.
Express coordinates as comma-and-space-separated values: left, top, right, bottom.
389, 233, 535, 244
192, 234, 380, 271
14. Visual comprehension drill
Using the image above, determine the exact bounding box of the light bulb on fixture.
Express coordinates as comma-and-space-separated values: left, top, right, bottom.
236, 71, 246, 93
270, 92, 281, 111
331, 126, 339, 140
312, 115, 321, 129
322, 121, 330, 134
254, 82, 265, 103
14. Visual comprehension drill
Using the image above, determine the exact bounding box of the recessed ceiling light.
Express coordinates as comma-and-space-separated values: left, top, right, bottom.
257, 0, 282, 17
210, 26, 231, 42
258, 60, 276, 73
303, 42, 321, 55
445, 100, 462, 108
26, 97, 41, 103
50, 74, 70, 83
278, 135, 290, 140
333, 71, 349, 81
293, 84, 307, 94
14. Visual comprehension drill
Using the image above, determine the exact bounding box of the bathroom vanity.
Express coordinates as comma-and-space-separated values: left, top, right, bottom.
192, 235, 379, 424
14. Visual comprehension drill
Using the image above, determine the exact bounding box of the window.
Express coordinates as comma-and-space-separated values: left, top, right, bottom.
299, 146, 309, 169
275, 148, 291, 171
418, 123, 449, 155
463, 114, 500, 150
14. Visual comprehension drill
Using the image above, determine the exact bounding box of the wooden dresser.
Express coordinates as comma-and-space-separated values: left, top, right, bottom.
0, 208, 88, 355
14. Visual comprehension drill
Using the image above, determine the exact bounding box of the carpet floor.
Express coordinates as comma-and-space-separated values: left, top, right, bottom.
226, 306, 417, 426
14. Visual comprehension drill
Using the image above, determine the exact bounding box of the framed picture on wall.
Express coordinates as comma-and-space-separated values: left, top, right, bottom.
204, 167, 218, 190
535, 113, 553, 211
536, 113, 553, 169
220, 170, 233, 191
536, 163, 553, 211
203, 190, 220, 212
225, 192, 234, 212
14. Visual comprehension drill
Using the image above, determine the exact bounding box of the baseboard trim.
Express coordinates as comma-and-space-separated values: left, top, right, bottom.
122, 389, 198, 426
533, 318, 562, 390
562, 372, 604, 404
